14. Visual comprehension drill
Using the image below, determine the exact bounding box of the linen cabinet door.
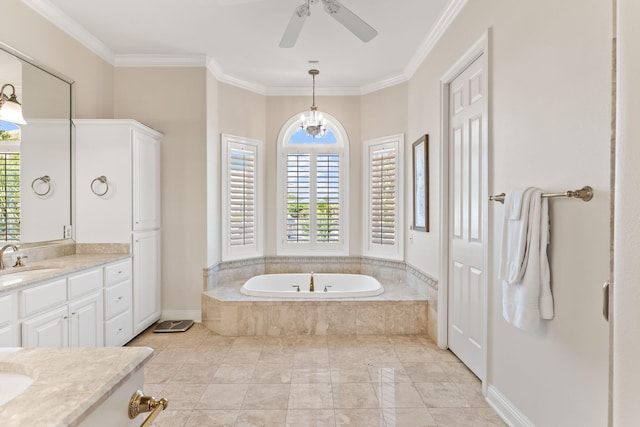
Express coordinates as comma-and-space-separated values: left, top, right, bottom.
133, 230, 161, 334
132, 129, 161, 231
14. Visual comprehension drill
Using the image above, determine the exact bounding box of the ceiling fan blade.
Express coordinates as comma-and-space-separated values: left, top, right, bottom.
322, 0, 377, 43
279, 4, 309, 48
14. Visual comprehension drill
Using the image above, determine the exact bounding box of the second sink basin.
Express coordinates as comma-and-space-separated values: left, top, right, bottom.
0, 371, 34, 406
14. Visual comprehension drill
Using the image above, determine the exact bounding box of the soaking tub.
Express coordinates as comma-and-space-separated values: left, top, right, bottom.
240, 273, 384, 298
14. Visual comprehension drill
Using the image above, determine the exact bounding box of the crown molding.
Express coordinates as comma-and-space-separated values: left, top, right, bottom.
21, 0, 116, 65
266, 86, 361, 97
360, 74, 409, 95
206, 57, 268, 95
404, 0, 468, 79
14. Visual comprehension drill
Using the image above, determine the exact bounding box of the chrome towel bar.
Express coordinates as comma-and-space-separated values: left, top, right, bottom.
489, 186, 593, 204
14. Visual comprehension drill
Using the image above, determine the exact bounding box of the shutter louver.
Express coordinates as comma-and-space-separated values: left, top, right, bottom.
229, 147, 255, 247
286, 154, 310, 242
316, 153, 340, 243
370, 147, 396, 246
0, 153, 20, 242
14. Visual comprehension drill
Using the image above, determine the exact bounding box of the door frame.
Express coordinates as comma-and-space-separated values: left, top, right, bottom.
438, 31, 490, 384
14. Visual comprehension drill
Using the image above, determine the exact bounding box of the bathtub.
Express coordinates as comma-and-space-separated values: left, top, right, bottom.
240, 273, 384, 298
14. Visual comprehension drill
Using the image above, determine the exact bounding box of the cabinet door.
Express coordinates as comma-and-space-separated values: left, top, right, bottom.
22, 306, 69, 347
75, 122, 132, 243
133, 230, 161, 334
0, 293, 17, 346
132, 130, 161, 231
69, 291, 104, 347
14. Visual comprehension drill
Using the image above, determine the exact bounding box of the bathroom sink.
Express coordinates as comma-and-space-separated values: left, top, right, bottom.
0, 371, 34, 406
0, 349, 33, 406
0, 266, 61, 285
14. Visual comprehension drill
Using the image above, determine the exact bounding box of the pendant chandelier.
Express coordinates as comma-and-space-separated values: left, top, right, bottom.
300, 69, 326, 138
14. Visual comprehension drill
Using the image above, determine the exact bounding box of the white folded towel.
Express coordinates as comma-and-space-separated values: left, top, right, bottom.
499, 188, 535, 284
501, 188, 554, 331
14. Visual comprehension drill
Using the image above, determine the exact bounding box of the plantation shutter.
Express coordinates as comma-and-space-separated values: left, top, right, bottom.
0, 153, 20, 242
316, 153, 340, 243
228, 145, 255, 247
286, 154, 310, 242
370, 145, 396, 246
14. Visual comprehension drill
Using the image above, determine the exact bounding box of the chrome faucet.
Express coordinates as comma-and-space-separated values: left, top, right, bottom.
309, 272, 314, 292
0, 244, 19, 270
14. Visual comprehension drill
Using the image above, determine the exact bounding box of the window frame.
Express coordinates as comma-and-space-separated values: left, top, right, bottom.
276, 112, 350, 255
362, 134, 404, 260
221, 134, 264, 261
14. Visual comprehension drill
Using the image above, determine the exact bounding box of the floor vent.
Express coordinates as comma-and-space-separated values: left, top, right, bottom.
153, 320, 195, 333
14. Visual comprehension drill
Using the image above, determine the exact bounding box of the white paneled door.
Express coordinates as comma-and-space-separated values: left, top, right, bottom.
447, 54, 487, 379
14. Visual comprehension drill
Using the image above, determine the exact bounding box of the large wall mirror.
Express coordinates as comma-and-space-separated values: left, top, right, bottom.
0, 43, 73, 245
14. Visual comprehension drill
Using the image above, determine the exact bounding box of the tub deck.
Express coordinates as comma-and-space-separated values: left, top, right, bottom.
202, 280, 430, 336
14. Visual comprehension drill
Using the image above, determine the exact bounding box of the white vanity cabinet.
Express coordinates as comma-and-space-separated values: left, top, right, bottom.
0, 293, 19, 346
21, 269, 104, 348
75, 120, 163, 336
104, 259, 134, 346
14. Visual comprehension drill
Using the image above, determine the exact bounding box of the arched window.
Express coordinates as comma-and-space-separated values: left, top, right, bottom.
277, 112, 349, 255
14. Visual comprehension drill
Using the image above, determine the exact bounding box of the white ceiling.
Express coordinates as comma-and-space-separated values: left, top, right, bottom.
23, 0, 461, 95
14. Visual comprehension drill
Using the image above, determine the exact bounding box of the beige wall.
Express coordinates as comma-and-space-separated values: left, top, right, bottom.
408, 0, 611, 425
361, 83, 408, 141
1, 1, 113, 118
206, 72, 221, 267
114, 67, 208, 319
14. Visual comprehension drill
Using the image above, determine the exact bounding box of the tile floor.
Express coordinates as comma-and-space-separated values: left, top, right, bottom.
127, 324, 506, 427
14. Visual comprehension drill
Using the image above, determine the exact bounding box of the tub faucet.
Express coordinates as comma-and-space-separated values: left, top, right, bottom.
309, 272, 314, 292
0, 244, 18, 270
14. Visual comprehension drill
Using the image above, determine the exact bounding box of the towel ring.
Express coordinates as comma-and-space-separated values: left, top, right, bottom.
31, 175, 51, 196
91, 176, 109, 196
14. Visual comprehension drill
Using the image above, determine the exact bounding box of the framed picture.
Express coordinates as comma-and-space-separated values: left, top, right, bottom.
412, 135, 429, 232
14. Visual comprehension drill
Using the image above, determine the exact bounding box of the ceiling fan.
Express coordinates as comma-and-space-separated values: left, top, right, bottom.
279, 0, 378, 48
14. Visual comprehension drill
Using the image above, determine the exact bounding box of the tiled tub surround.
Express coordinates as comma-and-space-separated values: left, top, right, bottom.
202, 257, 438, 337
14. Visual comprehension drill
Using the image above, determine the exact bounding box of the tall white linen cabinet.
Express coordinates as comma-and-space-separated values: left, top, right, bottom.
74, 120, 162, 337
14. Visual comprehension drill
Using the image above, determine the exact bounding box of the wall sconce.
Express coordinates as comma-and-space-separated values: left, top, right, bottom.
0, 83, 26, 125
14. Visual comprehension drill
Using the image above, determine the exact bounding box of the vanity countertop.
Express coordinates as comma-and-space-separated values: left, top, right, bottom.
0, 253, 130, 293
0, 346, 153, 427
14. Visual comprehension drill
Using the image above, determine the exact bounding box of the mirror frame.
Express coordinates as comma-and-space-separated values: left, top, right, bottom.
0, 41, 75, 247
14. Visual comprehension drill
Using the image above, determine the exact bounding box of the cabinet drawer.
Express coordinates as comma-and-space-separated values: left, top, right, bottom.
105, 309, 133, 347
0, 293, 14, 324
104, 279, 132, 319
68, 269, 102, 300
21, 279, 67, 317
105, 259, 132, 286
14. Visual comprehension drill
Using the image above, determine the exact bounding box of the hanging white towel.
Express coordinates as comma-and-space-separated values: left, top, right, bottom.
501, 188, 554, 331
499, 187, 535, 284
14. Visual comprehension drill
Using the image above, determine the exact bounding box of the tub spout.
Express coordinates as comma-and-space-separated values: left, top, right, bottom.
309, 272, 314, 292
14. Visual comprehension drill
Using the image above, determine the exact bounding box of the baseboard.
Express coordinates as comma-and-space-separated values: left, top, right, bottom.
486, 384, 536, 427
161, 310, 202, 323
